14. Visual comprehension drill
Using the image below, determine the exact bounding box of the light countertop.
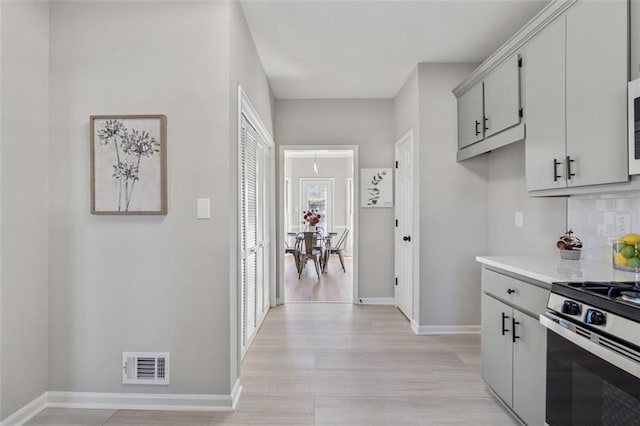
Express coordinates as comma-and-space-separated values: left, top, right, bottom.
476, 255, 640, 285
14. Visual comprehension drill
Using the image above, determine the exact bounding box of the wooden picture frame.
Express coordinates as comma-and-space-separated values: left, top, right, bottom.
90, 115, 167, 215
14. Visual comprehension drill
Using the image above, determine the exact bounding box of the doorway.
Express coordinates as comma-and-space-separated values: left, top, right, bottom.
278, 147, 358, 304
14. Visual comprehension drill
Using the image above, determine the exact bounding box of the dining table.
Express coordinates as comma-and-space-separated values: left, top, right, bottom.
286, 231, 338, 272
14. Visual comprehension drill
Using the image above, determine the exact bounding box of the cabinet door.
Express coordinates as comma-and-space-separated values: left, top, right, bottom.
524, 17, 567, 191
512, 310, 547, 426
481, 294, 513, 406
484, 55, 521, 138
566, 0, 629, 187
632, 0, 640, 81
457, 83, 484, 149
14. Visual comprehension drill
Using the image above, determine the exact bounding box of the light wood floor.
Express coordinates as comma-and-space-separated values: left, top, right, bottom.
284, 254, 353, 302
26, 304, 516, 426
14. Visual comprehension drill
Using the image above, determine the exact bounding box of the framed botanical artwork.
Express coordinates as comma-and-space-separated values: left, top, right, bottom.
90, 115, 167, 215
360, 168, 393, 208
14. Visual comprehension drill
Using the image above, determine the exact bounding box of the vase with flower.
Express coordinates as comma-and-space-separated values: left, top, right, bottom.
302, 210, 321, 232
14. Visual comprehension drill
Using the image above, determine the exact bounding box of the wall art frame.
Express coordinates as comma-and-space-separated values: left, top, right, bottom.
360, 168, 393, 208
90, 114, 167, 215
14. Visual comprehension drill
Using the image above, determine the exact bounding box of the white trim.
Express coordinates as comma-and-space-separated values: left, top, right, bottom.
0, 388, 243, 426
230, 379, 243, 410
0, 393, 47, 426
299, 177, 335, 231
411, 324, 481, 335
46, 390, 239, 412
357, 297, 395, 305
452, 0, 577, 96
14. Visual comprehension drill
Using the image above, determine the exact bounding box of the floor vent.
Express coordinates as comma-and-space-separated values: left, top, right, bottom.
122, 352, 170, 385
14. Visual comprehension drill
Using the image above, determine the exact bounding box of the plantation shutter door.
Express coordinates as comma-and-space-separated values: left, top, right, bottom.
242, 115, 258, 347
240, 107, 272, 357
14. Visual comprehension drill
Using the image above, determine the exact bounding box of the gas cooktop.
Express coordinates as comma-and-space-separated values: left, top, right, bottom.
551, 281, 640, 323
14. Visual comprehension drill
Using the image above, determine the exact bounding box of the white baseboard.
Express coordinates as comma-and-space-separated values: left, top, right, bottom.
47, 389, 237, 412
411, 323, 481, 335
1, 383, 243, 425
0, 393, 47, 426
357, 297, 395, 305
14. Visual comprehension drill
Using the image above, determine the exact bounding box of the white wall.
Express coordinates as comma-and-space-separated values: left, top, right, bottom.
487, 141, 567, 257
275, 99, 395, 298
47, 0, 273, 397
417, 63, 488, 327
0, 0, 50, 420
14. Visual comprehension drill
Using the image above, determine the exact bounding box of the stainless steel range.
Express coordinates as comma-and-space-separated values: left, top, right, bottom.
539, 281, 640, 426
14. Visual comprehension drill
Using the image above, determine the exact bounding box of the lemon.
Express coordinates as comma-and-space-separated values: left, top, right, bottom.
619, 233, 640, 245
628, 257, 640, 268
614, 252, 629, 266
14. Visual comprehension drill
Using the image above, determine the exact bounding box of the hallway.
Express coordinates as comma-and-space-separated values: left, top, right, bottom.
28, 304, 515, 425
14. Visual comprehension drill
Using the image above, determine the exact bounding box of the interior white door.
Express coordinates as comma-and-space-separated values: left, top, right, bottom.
395, 132, 413, 320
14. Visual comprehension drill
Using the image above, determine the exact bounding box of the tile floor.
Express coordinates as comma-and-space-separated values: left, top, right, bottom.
26, 304, 516, 425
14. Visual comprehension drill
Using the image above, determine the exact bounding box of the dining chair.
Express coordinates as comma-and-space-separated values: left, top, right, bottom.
298, 231, 322, 279
327, 229, 349, 272
285, 239, 300, 273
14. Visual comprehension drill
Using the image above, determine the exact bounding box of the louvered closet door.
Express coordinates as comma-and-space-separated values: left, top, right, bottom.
240, 113, 271, 355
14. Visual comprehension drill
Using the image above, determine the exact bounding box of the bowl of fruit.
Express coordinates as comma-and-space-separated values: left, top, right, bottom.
613, 233, 640, 271
557, 230, 582, 260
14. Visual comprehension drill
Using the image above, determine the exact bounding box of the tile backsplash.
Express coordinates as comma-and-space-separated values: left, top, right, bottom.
568, 193, 640, 262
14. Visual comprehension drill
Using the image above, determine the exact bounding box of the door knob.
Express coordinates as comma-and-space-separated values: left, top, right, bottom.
403, 235, 411, 242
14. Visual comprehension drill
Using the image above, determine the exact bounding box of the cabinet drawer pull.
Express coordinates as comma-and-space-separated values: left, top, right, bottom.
507, 288, 515, 295
475, 120, 480, 136
566, 155, 575, 179
553, 159, 561, 182
512, 318, 520, 343
501, 312, 510, 335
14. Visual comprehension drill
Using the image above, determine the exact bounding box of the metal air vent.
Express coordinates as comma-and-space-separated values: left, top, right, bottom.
122, 352, 170, 385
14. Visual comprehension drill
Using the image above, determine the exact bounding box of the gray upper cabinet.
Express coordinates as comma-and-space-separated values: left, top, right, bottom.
455, 55, 523, 159
632, 0, 640, 81
457, 83, 484, 149
565, 0, 628, 188
484, 55, 521, 139
525, 0, 628, 192
525, 17, 567, 191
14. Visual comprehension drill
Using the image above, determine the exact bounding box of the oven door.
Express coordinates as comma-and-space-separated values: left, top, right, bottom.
540, 313, 640, 425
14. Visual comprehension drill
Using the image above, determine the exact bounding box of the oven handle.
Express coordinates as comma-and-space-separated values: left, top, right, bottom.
540, 312, 640, 380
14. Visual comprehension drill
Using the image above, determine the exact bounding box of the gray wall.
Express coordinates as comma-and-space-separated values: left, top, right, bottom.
275, 99, 395, 298
487, 141, 567, 257
286, 157, 352, 232
417, 63, 488, 327
48, 0, 273, 396
0, 0, 50, 419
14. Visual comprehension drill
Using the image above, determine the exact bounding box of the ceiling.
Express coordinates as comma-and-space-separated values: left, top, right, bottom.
240, 0, 548, 99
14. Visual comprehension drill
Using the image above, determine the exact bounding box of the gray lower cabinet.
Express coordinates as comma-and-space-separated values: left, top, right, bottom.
481, 268, 547, 426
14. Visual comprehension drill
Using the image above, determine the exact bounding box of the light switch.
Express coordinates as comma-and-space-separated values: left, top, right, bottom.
197, 198, 210, 220
515, 212, 524, 228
